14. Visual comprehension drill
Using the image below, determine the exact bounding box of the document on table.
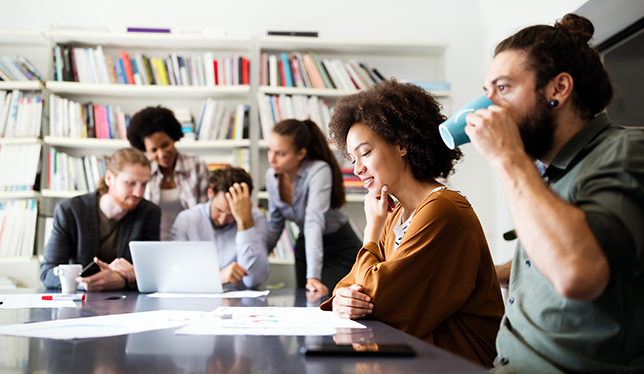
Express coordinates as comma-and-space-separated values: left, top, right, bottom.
0, 310, 220, 340
147, 290, 270, 299
175, 306, 366, 336
0, 294, 77, 309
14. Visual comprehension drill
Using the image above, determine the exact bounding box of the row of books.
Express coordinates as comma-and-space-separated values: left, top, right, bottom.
53, 44, 250, 86
0, 144, 41, 191
260, 51, 387, 91
47, 148, 107, 192
341, 167, 368, 195
256, 93, 331, 140
48, 94, 129, 139
0, 90, 43, 138
195, 100, 249, 141
0, 199, 38, 258
0, 55, 44, 83
270, 219, 299, 261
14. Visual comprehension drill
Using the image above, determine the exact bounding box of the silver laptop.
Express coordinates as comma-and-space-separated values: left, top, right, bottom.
129, 241, 223, 293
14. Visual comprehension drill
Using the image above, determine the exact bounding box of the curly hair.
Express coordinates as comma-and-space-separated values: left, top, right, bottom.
328, 79, 462, 181
208, 166, 253, 195
495, 13, 613, 119
127, 106, 184, 151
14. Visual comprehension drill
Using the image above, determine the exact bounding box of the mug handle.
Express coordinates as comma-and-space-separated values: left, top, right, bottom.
53, 266, 61, 276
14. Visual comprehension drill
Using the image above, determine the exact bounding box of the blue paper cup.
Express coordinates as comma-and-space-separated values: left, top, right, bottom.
439, 95, 494, 149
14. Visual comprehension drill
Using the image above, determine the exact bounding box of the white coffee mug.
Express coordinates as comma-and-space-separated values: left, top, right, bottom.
53, 264, 82, 294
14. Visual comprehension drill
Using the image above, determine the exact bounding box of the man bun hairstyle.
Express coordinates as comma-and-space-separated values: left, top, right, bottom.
495, 13, 613, 119
127, 106, 184, 151
329, 78, 462, 181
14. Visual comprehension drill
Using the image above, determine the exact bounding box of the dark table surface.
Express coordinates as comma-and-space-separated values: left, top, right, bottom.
0, 289, 488, 373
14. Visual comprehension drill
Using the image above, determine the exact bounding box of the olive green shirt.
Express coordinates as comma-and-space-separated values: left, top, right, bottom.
98, 207, 122, 264
495, 113, 644, 373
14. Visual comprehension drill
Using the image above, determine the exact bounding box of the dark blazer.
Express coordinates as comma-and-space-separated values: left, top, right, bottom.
40, 191, 161, 289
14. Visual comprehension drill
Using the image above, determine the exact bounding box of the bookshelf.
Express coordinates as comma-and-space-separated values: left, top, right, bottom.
1, 29, 451, 288
254, 36, 451, 237
42, 31, 254, 167
0, 30, 50, 278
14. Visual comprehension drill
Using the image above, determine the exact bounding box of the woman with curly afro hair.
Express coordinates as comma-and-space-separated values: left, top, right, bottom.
127, 106, 210, 240
320, 79, 504, 367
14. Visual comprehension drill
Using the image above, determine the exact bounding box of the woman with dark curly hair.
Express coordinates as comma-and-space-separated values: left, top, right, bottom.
320, 79, 504, 367
127, 106, 210, 240
266, 119, 362, 295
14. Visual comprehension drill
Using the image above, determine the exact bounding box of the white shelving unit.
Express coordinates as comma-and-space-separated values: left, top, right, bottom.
39, 31, 257, 280
44, 29, 255, 169
2, 30, 451, 287
0, 30, 50, 283
47, 81, 250, 98
255, 36, 450, 235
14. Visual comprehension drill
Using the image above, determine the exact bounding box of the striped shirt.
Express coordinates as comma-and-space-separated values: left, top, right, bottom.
265, 160, 348, 280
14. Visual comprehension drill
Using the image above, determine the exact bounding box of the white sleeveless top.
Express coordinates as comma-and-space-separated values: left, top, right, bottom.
159, 188, 183, 241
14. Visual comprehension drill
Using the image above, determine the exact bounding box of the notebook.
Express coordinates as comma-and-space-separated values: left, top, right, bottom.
129, 241, 223, 293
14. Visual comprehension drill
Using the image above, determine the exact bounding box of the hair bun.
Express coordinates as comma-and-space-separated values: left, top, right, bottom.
555, 13, 594, 43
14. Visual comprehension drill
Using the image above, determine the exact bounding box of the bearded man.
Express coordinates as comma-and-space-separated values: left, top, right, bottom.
465, 13, 644, 373
41, 147, 160, 292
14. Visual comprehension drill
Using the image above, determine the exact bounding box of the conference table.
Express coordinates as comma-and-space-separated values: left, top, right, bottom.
0, 289, 488, 373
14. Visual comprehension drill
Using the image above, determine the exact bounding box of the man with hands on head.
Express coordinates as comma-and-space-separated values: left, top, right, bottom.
40, 148, 160, 292
465, 14, 644, 373
171, 166, 269, 290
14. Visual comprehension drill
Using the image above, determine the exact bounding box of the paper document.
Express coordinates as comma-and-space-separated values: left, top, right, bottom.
0, 310, 219, 340
175, 306, 365, 336
147, 290, 270, 299
0, 294, 77, 309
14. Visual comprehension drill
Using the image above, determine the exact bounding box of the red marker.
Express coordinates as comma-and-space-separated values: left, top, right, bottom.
42, 294, 86, 301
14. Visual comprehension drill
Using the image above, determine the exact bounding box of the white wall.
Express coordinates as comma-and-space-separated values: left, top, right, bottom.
1, 0, 588, 262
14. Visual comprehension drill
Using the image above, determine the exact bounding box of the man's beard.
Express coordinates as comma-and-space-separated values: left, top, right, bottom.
110, 191, 140, 211
518, 91, 556, 161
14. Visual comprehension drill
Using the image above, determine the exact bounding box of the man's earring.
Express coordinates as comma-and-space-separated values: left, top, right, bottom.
550, 99, 559, 108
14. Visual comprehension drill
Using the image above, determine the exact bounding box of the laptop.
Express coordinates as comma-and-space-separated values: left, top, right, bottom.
129, 241, 223, 293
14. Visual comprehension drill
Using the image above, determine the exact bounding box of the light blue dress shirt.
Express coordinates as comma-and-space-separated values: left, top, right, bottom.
265, 159, 348, 280
171, 200, 270, 290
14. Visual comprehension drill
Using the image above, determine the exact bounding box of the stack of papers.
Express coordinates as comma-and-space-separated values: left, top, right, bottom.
0, 307, 365, 340
176, 306, 366, 336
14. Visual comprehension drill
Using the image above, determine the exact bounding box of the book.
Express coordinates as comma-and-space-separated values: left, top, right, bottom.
164, 57, 175, 85
86, 48, 98, 84
295, 52, 312, 88
242, 57, 249, 85
310, 52, 332, 88
280, 53, 293, 87
203, 52, 215, 86
302, 54, 325, 89
268, 55, 278, 87
178, 56, 189, 86
120, 51, 135, 85
143, 55, 156, 85
94, 46, 109, 84
15, 55, 44, 83
170, 53, 182, 85
54, 46, 63, 82
62, 46, 72, 81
